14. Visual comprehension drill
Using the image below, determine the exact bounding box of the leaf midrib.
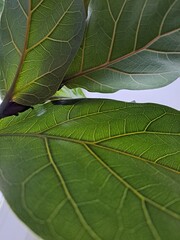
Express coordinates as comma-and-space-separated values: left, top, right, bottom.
44, 138, 101, 240
0, 132, 179, 175
13, 0, 76, 98
63, 28, 180, 84
0, 0, 31, 114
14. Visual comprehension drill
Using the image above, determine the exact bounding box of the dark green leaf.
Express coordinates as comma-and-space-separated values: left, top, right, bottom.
0, 99, 180, 240
0, 0, 85, 109
64, 0, 180, 92
0, 0, 4, 15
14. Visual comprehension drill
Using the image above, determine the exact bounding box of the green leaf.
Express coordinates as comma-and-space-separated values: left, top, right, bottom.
0, 0, 4, 15
64, 0, 180, 93
0, 0, 85, 109
0, 99, 180, 240
53, 86, 85, 99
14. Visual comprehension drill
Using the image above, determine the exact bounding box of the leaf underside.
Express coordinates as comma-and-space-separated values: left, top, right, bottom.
0, 0, 85, 106
64, 0, 180, 92
0, 99, 179, 240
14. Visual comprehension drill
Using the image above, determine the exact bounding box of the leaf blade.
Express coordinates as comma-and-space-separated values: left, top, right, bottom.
63, 0, 180, 92
0, 99, 180, 240
0, 0, 85, 107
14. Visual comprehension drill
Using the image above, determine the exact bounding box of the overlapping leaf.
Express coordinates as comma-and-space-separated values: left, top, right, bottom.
0, 0, 85, 108
0, 99, 179, 240
64, 0, 180, 92
53, 86, 85, 99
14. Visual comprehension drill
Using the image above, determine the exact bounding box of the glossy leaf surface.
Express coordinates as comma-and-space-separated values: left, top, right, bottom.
64, 0, 180, 92
0, 99, 179, 240
0, 0, 85, 107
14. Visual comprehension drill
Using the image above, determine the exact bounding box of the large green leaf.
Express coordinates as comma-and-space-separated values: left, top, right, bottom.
0, 0, 85, 109
64, 0, 180, 92
0, 99, 180, 240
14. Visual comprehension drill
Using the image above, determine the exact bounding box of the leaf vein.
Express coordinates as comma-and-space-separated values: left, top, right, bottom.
44, 138, 102, 240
